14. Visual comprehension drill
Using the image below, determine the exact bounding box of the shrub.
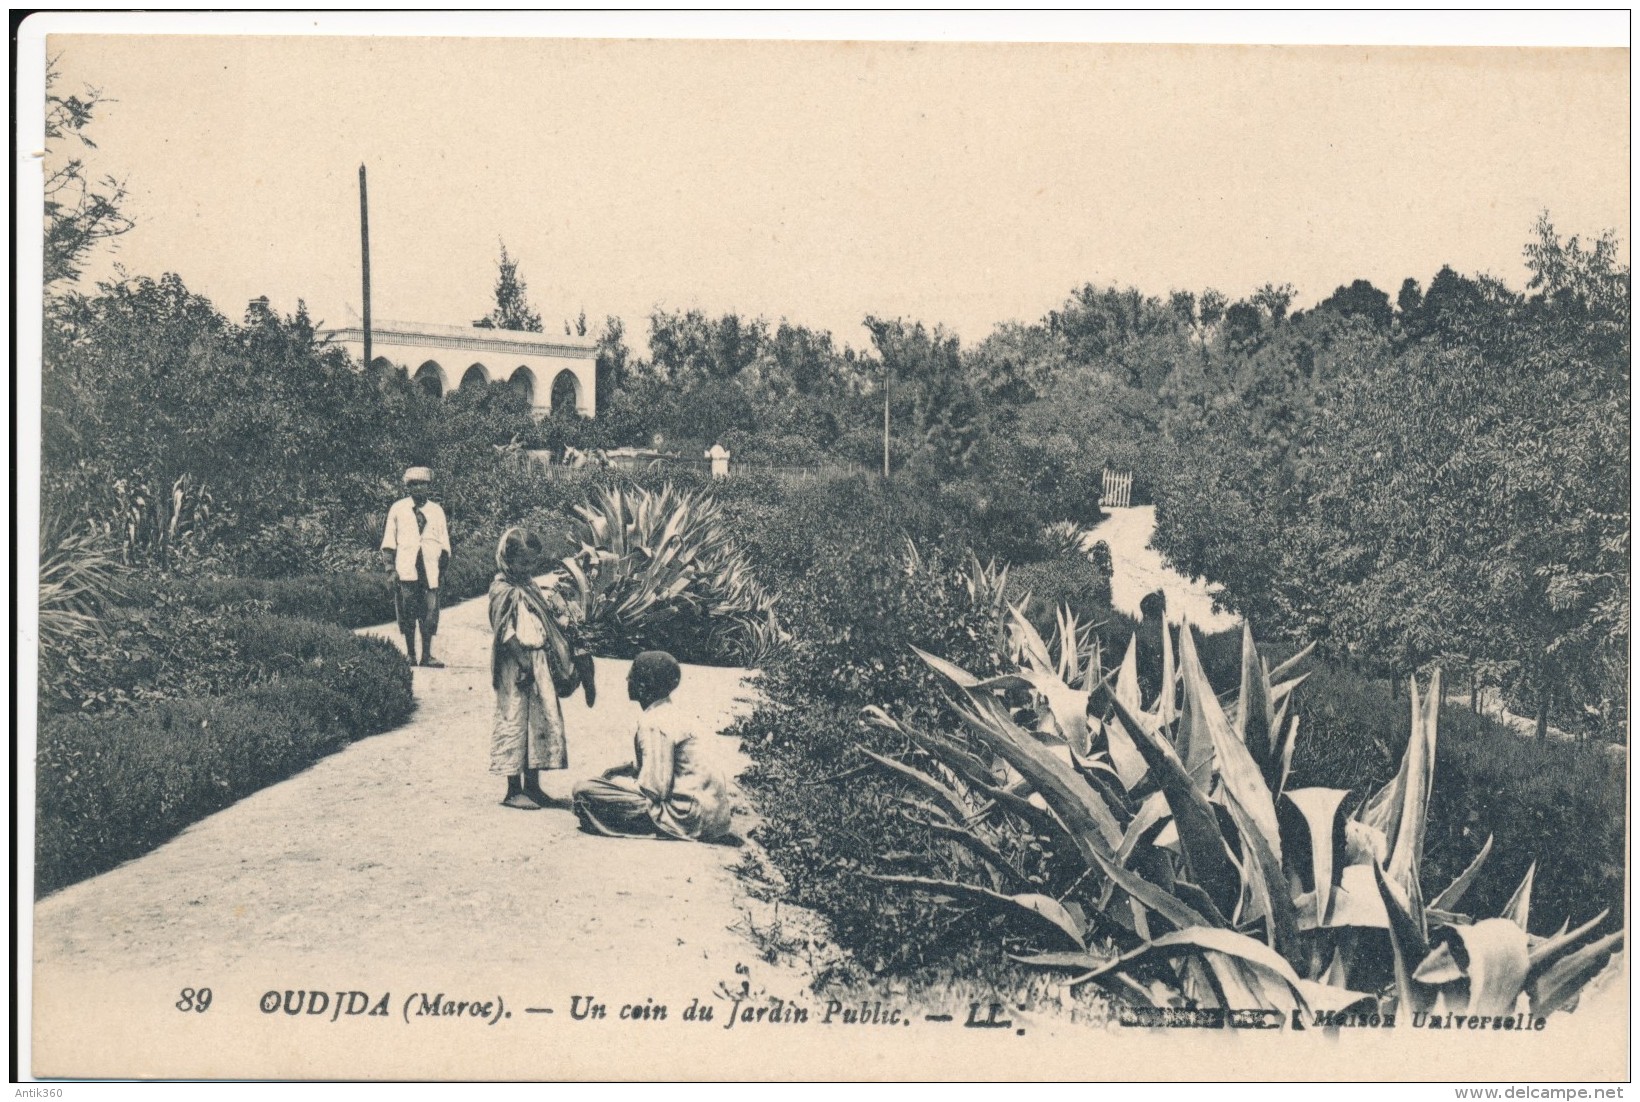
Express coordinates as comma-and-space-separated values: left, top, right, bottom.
180, 571, 393, 628
1007, 555, 1116, 632
732, 700, 1020, 974
718, 469, 1056, 586
765, 540, 1003, 719
35, 617, 413, 896
1427, 719, 1624, 932
228, 507, 373, 579
933, 476, 1056, 565
224, 615, 415, 732
40, 588, 253, 715
1086, 540, 1114, 606
733, 543, 1019, 971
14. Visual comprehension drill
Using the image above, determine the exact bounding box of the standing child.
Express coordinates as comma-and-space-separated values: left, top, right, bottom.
488, 527, 596, 809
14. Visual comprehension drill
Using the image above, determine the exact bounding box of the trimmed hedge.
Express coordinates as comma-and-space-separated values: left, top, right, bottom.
36, 618, 412, 895
185, 572, 393, 628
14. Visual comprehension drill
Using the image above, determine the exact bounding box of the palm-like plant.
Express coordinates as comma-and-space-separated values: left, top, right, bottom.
864, 612, 1622, 1019
39, 511, 125, 658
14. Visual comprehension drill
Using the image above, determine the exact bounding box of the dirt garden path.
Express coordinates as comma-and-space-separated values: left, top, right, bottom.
33, 586, 824, 1002
1082, 505, 1241, 632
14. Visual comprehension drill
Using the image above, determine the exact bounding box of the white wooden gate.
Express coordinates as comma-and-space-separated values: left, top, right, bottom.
1102, 468, 1133, 509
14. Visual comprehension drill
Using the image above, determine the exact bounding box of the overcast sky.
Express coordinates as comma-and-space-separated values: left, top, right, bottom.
44, 26, 1629, 352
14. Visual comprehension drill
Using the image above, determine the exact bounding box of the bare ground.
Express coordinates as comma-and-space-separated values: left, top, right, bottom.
1083, 505, 1240, 632
32, 585, 828, 996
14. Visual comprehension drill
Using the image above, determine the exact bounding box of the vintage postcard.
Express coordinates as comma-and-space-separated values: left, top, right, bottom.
18, 13, 1630, 1085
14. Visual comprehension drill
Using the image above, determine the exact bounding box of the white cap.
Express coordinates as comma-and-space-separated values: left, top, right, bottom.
403, 466, 433, 484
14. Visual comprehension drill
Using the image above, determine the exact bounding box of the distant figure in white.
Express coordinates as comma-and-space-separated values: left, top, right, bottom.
380, 466, 451, 667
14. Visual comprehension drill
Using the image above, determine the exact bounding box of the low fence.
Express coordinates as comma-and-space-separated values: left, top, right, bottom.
1102, 468, 1134, 509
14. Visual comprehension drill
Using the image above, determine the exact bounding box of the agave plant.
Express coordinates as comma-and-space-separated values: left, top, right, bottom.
1041, 519, 1087, 559
560, 482, 784, 662
863, 612, 1623, 1020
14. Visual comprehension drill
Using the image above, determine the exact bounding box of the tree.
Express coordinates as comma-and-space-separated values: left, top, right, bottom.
1317, 279, 1392, 328
593, 315, 630, 413
472, 242, 543, 332
43, 55, 134, 287
42, 272, 421, 568
1046, 283, 1188, 391
645, 309, 768, 386
1396, 277, 1424, 318
864, 317, 981, 476
1251, 282, 1297, 325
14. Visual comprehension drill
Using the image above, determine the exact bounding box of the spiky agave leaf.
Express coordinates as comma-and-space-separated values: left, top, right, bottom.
1297, 862, 1389, 931
1413, 919, 1531, 1016
1068, 926, 1317, 1014
1429, 835, 1496, 913
1277, 788, 1351, 932
1154, 617, 1178, 726
1372, 859, 1431, 1015
1234, 624, 1279, 783
565, 481, 775, 656
1526, 910, 1613, 987
1102, 637, 1151, 789
1361, 671, 1440, 941
1096, 678, 1240, 918
868, 874, 1088, 950
1500, 862, 1537, 932
1176, 621, 1286, 872
38, 514, 125, 656
1530, 931, 1625, 1017
946, 687, 1124, 853
995, 607, 1096, 753
857, 748, 973, 825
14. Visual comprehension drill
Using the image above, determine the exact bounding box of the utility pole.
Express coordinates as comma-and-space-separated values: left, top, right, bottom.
882, 365, 891, 479
359, 164, 372, 368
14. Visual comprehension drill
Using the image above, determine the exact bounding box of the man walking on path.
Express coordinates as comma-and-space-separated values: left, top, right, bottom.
381, 466, 452, 667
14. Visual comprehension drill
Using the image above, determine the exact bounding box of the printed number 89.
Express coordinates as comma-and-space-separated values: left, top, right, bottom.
176, 987, 212, 1012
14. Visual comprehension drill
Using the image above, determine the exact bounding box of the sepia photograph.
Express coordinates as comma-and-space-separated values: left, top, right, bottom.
17, 11, 1631, 1086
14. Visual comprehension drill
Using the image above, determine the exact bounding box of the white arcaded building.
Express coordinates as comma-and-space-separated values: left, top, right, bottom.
324, 317, 597, 418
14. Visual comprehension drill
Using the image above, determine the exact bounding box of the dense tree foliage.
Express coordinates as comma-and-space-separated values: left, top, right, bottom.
44, 272, 538, 575
545, 218, 1627, 736
1146, 218, 1628, 735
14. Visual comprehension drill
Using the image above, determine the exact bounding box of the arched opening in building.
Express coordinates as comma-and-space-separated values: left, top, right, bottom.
509, 366, 536, 406
460, 363, 490, 391
364, 356, 399, 391
550, 369, 582, 416
413, 361, 446, 398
